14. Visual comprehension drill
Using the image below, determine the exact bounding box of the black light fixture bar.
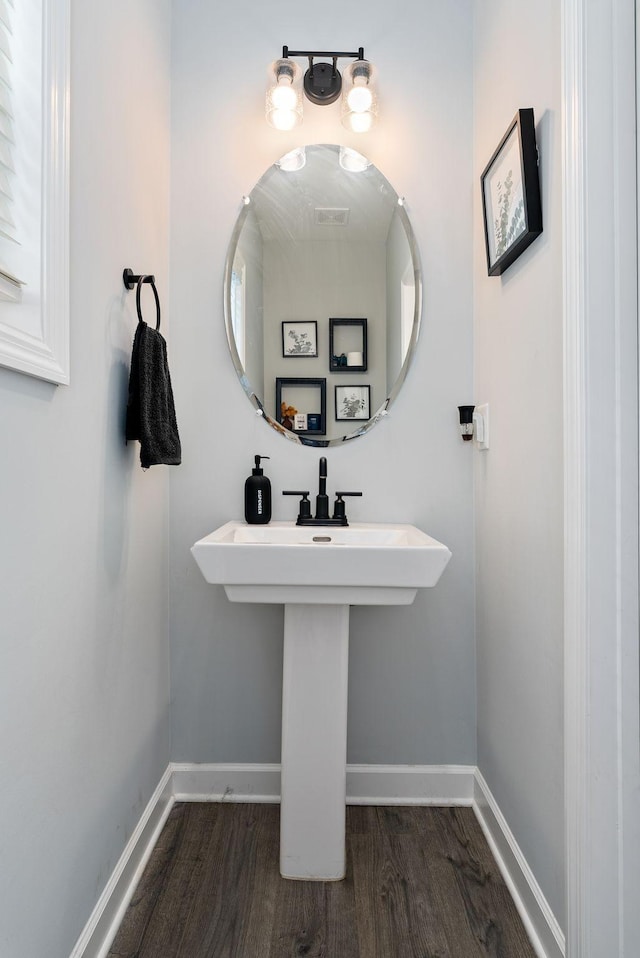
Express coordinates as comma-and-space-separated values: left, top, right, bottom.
282, 46, 365, 60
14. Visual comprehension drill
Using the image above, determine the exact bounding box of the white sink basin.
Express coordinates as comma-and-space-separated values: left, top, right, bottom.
191, 520, 451, 605
191, 518, 451, 881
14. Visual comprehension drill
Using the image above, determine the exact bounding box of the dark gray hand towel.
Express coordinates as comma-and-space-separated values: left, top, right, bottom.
126, 322, 181, 468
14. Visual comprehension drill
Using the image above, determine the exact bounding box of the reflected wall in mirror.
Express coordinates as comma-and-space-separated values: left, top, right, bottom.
224, 144, 422, 446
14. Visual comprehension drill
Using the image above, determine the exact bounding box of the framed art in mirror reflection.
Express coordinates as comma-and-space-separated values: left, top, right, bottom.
276, 377, 327, 435
335, 385, 371, 421
282, 321, 318, 357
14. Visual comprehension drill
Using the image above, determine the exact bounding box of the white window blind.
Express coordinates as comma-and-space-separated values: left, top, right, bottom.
0, 0, 16, 245
0, 0, 69, 381
0, 0, 22, 300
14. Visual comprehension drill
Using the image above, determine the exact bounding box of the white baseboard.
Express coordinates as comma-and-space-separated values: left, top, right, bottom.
172, 762, 281, 802
473, 769, 565, 958
349, 763, 475, 804
70, 763, 563, 958
171, 761, 476, 805
69, 765, 174, 958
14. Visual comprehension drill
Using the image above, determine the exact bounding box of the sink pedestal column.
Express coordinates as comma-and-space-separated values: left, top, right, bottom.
280, 603, 349, 880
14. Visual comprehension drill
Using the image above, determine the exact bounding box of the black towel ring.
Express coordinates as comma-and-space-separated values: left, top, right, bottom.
136, 274, 161, 331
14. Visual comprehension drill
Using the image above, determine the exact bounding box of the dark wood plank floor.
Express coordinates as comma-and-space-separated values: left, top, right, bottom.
108, 803, 537, 958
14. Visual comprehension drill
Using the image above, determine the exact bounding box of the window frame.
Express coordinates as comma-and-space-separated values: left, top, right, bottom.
0, 0, 70, 385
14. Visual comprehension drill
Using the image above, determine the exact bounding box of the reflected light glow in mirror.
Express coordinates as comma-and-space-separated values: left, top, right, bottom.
224, 144, 422, 446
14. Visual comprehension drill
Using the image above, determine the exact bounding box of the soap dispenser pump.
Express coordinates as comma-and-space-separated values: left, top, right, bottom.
244, 455, 272, 524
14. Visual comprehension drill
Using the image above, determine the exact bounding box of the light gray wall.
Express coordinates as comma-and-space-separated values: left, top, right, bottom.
0, 2, 172, 956
263, 239, 386, 432
473, 0, 564, 929
169, 0, 475, 765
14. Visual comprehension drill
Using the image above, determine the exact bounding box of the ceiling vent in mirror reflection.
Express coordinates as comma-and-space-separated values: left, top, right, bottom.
223, 144, 422, 447
315, 207, 350, 226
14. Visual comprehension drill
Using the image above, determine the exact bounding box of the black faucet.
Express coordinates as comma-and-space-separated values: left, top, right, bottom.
283, 457, 362, 526
316, 456, 330, 520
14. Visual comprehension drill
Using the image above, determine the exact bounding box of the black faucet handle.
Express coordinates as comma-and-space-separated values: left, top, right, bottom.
282, 490, 311, 520
333, 491, 363, 522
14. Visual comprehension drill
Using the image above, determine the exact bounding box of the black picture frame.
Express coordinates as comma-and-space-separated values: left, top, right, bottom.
480, 108, 542, 276
281, 321, 318, 357
335, 385, 371, 421
276, 377, 326, 435
329, 318, 367, 372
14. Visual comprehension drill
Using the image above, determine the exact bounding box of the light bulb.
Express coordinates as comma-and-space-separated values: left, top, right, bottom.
269, 107, 299, 131
346, 111, 374, 134
347, 80, 373, 113
271, 79, 297, 111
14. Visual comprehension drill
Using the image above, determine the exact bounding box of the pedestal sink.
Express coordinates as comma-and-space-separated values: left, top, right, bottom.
191, 520, 451, 880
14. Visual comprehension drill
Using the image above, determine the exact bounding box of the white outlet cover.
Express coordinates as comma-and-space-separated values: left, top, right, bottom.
474, 404, 489, 450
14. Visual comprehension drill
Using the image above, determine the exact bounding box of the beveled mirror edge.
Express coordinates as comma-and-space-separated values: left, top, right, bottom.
379, 201, 423, 414
223, 149, 423, 448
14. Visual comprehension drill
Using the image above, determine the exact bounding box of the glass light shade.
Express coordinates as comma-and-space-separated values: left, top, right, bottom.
277, 147, 306, 172
341, 59, 378, 133
266, 58, 303, 131
338, 146, 371, 173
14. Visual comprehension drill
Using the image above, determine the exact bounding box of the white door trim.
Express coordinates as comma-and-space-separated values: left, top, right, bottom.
562, 1, 640, 956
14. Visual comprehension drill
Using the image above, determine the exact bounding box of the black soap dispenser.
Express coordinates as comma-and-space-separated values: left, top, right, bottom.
244, 455, 272, 524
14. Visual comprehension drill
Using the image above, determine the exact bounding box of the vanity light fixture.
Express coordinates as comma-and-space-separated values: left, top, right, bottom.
266, 47, 378, 132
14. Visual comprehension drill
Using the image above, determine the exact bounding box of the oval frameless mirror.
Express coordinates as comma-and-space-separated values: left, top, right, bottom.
224, 144, 422, 446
